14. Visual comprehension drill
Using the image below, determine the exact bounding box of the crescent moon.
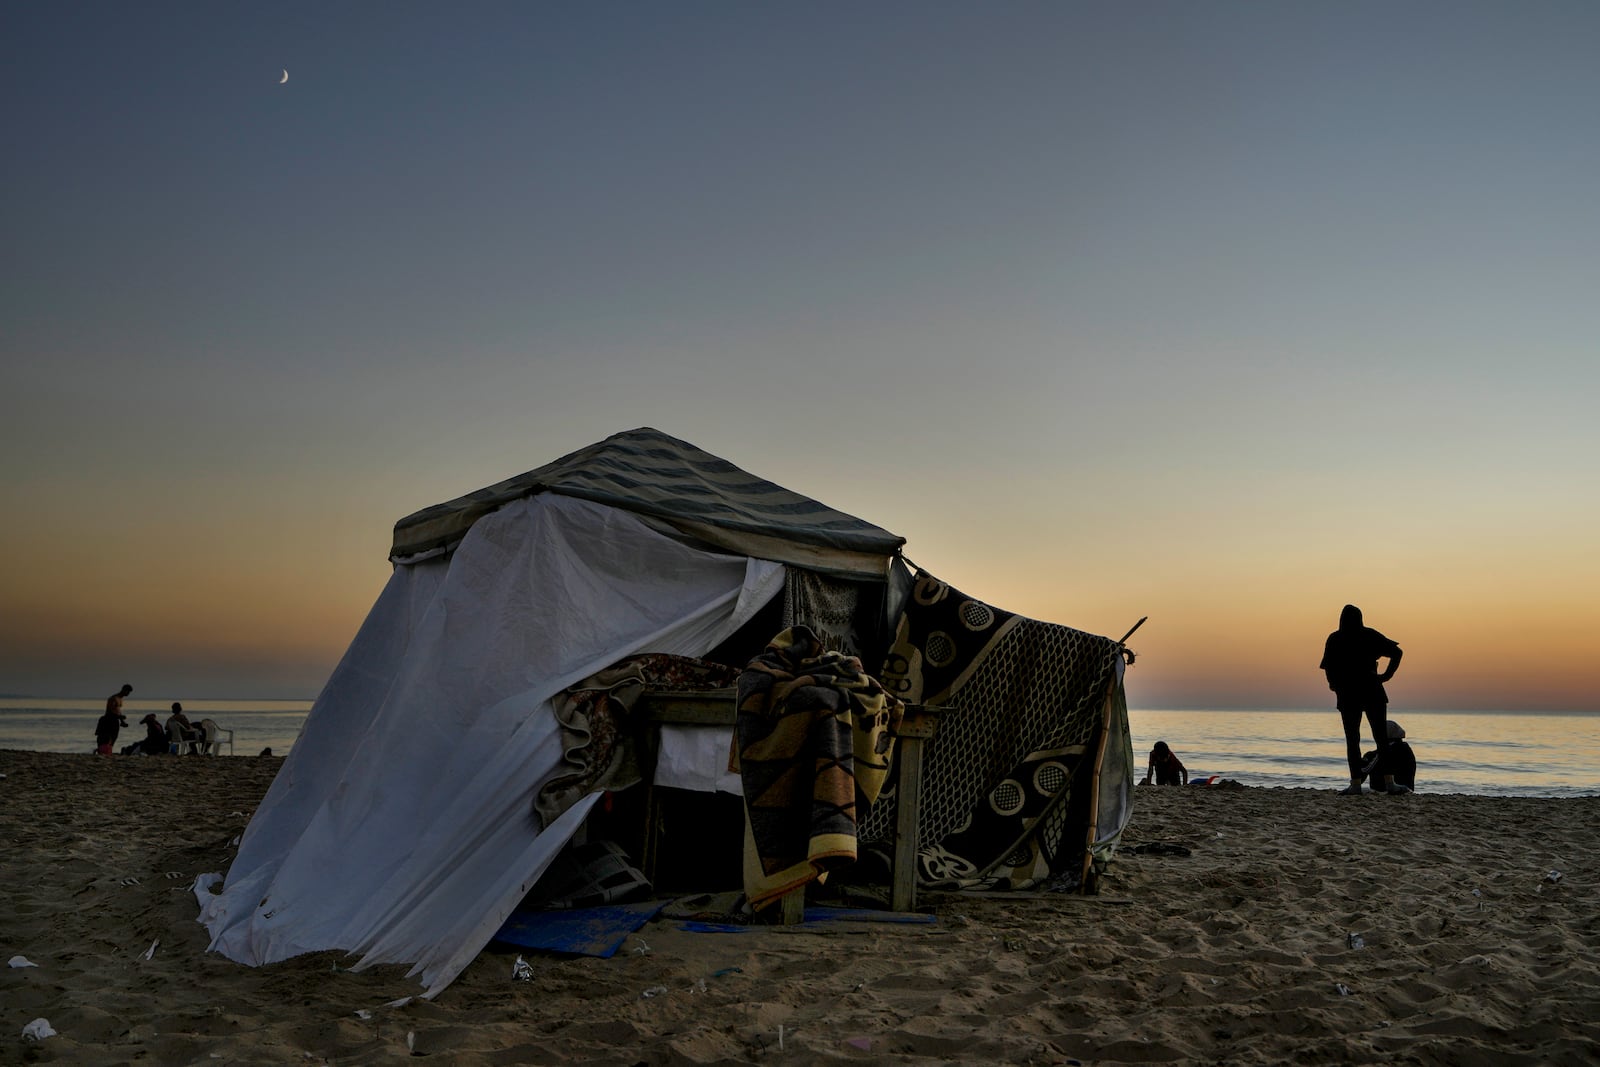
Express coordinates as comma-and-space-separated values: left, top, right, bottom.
280, 69, 289, 84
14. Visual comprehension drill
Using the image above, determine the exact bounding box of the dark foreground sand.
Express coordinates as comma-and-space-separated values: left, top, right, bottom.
2, 749, 1598, 1065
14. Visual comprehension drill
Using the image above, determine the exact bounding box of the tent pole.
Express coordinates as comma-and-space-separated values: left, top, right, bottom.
1079, 662, 1120, 893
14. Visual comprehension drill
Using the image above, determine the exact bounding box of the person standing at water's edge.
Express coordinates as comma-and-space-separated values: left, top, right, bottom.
1320, 605, 1408, 795
95, 683, 132, 754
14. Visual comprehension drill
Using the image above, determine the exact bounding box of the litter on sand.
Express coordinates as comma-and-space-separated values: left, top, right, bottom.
9, 956, 38, 968
22, 1019, 56, 1042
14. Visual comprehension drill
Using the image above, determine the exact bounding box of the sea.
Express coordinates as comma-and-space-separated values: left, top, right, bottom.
0, 698, 314, 760
2, 699, 1597, 799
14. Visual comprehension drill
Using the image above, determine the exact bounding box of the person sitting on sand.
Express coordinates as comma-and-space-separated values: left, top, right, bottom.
1141, 740, 1189, 786
137, 713, 168, 755
1361, 720, 1416, 793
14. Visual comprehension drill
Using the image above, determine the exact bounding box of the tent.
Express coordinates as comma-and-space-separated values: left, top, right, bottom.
198, 428, 1133, 996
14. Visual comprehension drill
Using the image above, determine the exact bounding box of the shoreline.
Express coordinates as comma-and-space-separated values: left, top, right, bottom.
3, 749, 1598, 1065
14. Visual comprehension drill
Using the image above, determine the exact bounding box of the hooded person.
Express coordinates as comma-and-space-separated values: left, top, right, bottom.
1320, 604, 1407, 795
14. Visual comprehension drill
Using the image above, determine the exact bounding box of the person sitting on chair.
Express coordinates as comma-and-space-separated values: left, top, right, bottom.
166, 702, 202, 754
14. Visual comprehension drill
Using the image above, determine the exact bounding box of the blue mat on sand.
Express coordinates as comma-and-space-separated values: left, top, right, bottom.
493, 900, 667, 958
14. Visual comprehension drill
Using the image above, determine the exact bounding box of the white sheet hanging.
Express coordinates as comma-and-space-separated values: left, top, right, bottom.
200, 494, 783, 996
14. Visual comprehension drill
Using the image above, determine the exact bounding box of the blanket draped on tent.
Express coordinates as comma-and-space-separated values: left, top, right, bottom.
733, 626, 903, 910
536, 654, 740, 828
869, 572, 1122, 891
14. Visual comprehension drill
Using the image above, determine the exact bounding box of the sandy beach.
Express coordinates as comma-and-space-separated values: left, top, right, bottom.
3, 749, 1598, 1066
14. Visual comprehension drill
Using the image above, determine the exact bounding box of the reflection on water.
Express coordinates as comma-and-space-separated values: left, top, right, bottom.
1130, 708, 1600, 798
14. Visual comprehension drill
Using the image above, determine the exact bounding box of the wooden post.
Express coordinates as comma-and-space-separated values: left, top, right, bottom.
890, 705, 939, 912
780, 886, 806, 924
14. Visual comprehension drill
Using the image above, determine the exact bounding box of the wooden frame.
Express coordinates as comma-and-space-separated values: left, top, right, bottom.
638, 688, 943, 919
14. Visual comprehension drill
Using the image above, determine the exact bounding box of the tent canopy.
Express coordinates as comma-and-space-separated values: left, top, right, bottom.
390, 427, 905, 578
199, 429, 1132, 1000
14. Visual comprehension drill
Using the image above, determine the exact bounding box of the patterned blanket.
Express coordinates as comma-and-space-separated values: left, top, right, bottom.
734, 626, 904, 910
535, 653, 739, 828
871, 572, 1121, 891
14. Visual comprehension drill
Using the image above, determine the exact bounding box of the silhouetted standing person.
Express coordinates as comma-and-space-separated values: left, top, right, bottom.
95, 683, 132, 755
1320, 605, 1407, 795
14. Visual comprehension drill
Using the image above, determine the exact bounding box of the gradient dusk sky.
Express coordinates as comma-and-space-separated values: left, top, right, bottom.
3, 2, 1597, 710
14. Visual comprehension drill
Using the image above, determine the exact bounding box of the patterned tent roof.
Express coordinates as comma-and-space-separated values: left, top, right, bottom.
390, 427, 905, 576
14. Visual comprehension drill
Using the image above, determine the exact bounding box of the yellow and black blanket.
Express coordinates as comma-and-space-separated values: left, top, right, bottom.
733, 626, 903, 910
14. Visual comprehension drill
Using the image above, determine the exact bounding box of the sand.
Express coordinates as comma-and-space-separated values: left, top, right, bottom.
3, 749, 1598, 1066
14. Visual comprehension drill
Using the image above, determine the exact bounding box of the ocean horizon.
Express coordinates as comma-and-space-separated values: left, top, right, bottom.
3, 699, 1596, 799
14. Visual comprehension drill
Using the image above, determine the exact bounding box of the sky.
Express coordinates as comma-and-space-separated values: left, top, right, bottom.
2, 2, 1597, 710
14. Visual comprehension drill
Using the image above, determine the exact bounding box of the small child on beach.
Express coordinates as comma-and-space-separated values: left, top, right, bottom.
1142, 740, 1189, 786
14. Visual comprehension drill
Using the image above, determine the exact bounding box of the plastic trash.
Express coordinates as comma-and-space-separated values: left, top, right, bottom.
21, 1019, 56, 1042
354, 1009, 373, 1020
141, 939, 159, 961
1545, 870, 1563, 884
641, 985, 669, 999
9, 955, 38, 968
511, 956, 533, 981
386, 997, 413, 1009
1347, 932, 1365, 950
632, 939, 652, 956
1334, 983, 1351, 996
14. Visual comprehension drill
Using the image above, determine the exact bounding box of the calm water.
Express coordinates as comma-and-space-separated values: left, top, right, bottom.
1130, 708, 1600, 798
0, 698, 312, 757
3, 700, 1596, 798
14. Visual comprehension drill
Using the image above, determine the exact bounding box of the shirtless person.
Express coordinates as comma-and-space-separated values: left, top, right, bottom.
95, 684, 133, 755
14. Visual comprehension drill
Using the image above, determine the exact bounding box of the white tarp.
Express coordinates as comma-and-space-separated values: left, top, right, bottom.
200, 494, 783, 996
